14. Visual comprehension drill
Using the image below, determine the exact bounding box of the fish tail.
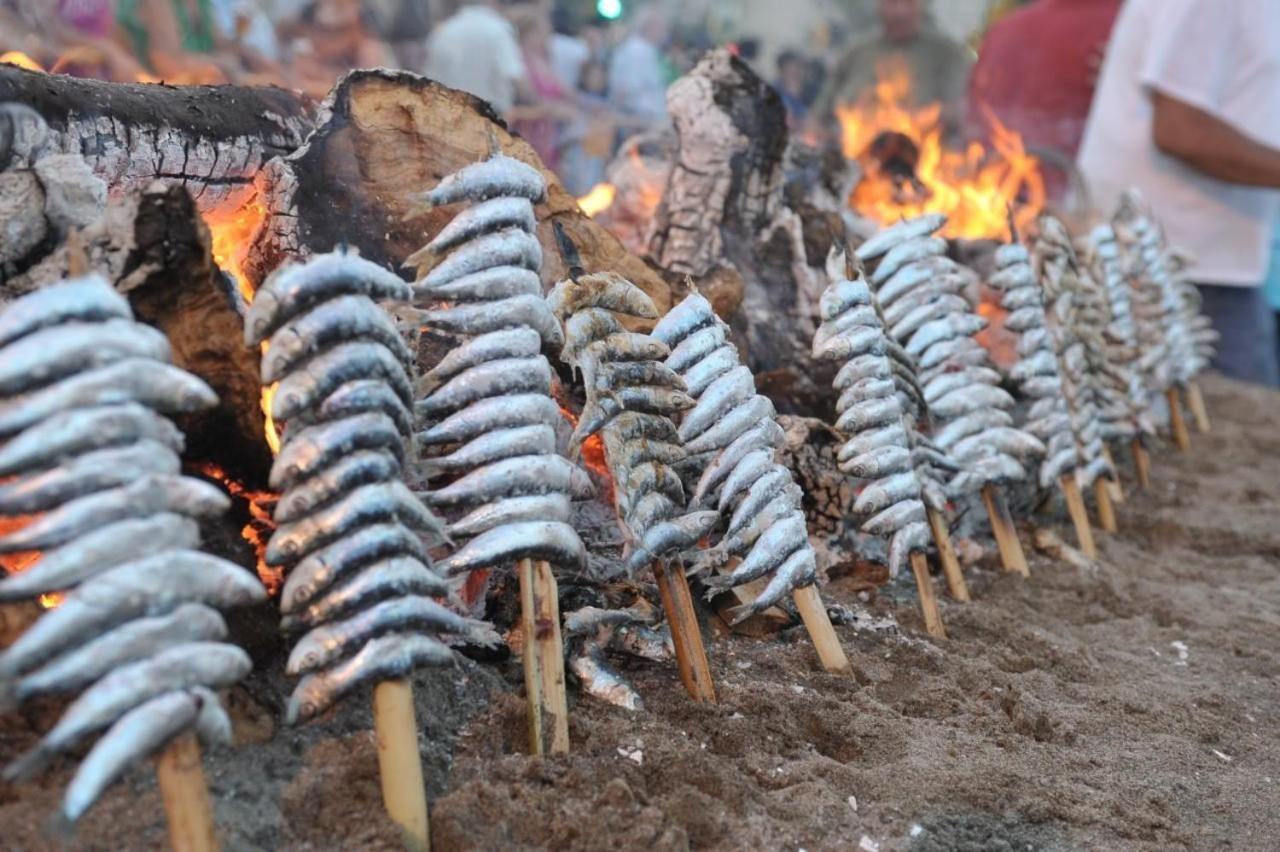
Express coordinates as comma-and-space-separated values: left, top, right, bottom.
46, 811, 76, 842
726, 603, 761, 626
5, 744, 52, 783
700, 574, 736, 600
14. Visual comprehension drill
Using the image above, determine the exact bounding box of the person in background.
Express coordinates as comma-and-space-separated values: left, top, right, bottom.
548, 5, 588, 91
812, 0, 972, 124
362, 0, 432, 71
607, 2, 670, 127
507, 4, 572, 170
558, 57, 613, 195
774, 50, 811, 130
423, 0, 527, 117
967, 0, 1121, 201
1, 0, 149, 80
116, 0, 227, 82
278, 0, 391, 96
1078, 0, 1280, 386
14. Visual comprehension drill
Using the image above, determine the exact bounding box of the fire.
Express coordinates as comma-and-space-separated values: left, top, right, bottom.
0, 51, 44, 72
193, 462, 280, 594
578, 183, 617, 217
836, 60, 1044, 241
203, 197, 280, 453
551, 384, 615, 507
0, 515, 61, 608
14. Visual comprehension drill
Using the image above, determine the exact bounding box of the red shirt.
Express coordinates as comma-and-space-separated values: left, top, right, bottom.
968, 0, 1122, 197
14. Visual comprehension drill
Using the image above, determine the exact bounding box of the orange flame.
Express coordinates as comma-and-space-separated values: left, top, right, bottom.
0, 51, 44, 72
551, 385, 615, 507
0, 515, 61, 609
836, 59, 1044, 241
193, 462, 280, 594
577, 183, 617, 217
203, 198, 280, 454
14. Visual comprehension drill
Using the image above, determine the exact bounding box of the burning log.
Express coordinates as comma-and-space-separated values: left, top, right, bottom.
0, 276, 266, 839
648, 49, 830, 407
248, 69, 669, 314
0, 64, 313, 212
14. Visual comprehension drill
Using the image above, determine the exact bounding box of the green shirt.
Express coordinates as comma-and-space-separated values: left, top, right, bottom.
814, 29, 974, 120
118, 0, 217, 63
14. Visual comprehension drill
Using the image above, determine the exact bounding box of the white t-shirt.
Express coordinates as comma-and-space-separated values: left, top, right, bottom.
608, 36, 668, 123
1077, 0, 1280, 286
423, 6, 526, 115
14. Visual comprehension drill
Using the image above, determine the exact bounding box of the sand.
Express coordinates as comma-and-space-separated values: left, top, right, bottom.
1, 372, 1278, 850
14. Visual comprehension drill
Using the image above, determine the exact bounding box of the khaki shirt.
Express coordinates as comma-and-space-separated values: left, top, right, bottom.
815, 30, 974, 120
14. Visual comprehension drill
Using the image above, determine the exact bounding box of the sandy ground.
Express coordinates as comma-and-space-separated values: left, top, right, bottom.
1, 372, 1278, 850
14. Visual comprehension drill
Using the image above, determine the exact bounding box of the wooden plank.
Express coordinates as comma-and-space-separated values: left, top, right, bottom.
1101, 444, 1124, 503
980, 484, 1029, 577
1166, 387, 1191, 451
926, 505, 970, 601
155, 733, 218, 852
654, 560, 716, 702
372, 680, 430, 852
517, 559, 570, 754
1130, 438, 1151, 490
1186, 380, 1211, 433
908, 552, 947, 639
791, 584, 851, 674
1093, 478, 1118, 533
1059, 474, 1097, 559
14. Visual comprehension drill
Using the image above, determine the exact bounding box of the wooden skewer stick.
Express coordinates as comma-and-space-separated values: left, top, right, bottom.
1101, 445, 1124, 503
517, 558, 570, 755
908, 552, 947, 639
155, 733, 218, 852
372, 680, 430, 852
1093, 477, 1118, 533
1130, 439, 1151, 490
980, 484, 1029, 577
1059, 474, 1096, 559
925, 506, 970, 602
792, 585, 851, 674
1185, 380, 1211, 433
1166, 387, 1191, 451
653, 559, 716, 702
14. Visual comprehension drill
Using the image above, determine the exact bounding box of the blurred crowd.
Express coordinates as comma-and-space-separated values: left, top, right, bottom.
2, 0, 1278, 384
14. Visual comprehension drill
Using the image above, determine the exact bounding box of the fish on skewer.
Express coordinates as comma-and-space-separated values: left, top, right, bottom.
0, 278, 264, 824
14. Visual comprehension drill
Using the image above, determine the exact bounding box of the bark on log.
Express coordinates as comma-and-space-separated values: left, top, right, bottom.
247, 69, 672, 313
0, 65, 314, 211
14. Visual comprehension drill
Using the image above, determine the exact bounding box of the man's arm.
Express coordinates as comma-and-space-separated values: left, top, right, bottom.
1151, 89, 1280, 188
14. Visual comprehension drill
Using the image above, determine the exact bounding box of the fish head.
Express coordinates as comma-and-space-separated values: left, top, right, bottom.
244, 291, 280, 346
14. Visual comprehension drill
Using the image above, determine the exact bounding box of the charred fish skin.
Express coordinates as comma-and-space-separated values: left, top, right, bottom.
262, 294, 413, 384
0, 513, 200, 602
420, 454, 594, 511
0, 440, 180, 515
273, 449, 403, 524
417, 423, 557, 479
414, 356, 553, 419
272, 341, 413, 423
417, 228, 544, 290
0, 276, 131, 350
287, 595, 498, 676
0, 319, 172, 397
0, 358, 218, 438
281, 557, 451, 633
270, 413, 405, 492
289, 379, 415, 438
0, 403, 184, 477
435, 521, 587, 576
418, 327, 542, 392
245, 251, 413, 346
426, 196, 538, 255
421, 153, 546, 208
4, 642, 252, 783
287, 633, 455, 726
279, 523, 430, 616
548, 271, 659, 320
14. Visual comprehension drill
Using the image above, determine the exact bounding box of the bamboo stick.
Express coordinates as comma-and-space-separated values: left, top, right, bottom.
372, 680, 430, 852
1059, 474, 1096, 559
1166, 387, 1191, 451
1185, 380, 1211, 433
155, 733, 217, 852
980, 484, 1029, 577
1093, 477, 1118, 533
925, 505, 970, 601
908, 552, 947, 639
1130, 439, 1151, 490
1101, 444, 1124, 503
791, 584, 851, 674
517, 558, 569, 755
653, 559, 716, 702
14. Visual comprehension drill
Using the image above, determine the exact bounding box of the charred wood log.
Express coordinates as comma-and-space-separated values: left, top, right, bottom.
248, 69, 673, 315
0, 65, 314, 211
